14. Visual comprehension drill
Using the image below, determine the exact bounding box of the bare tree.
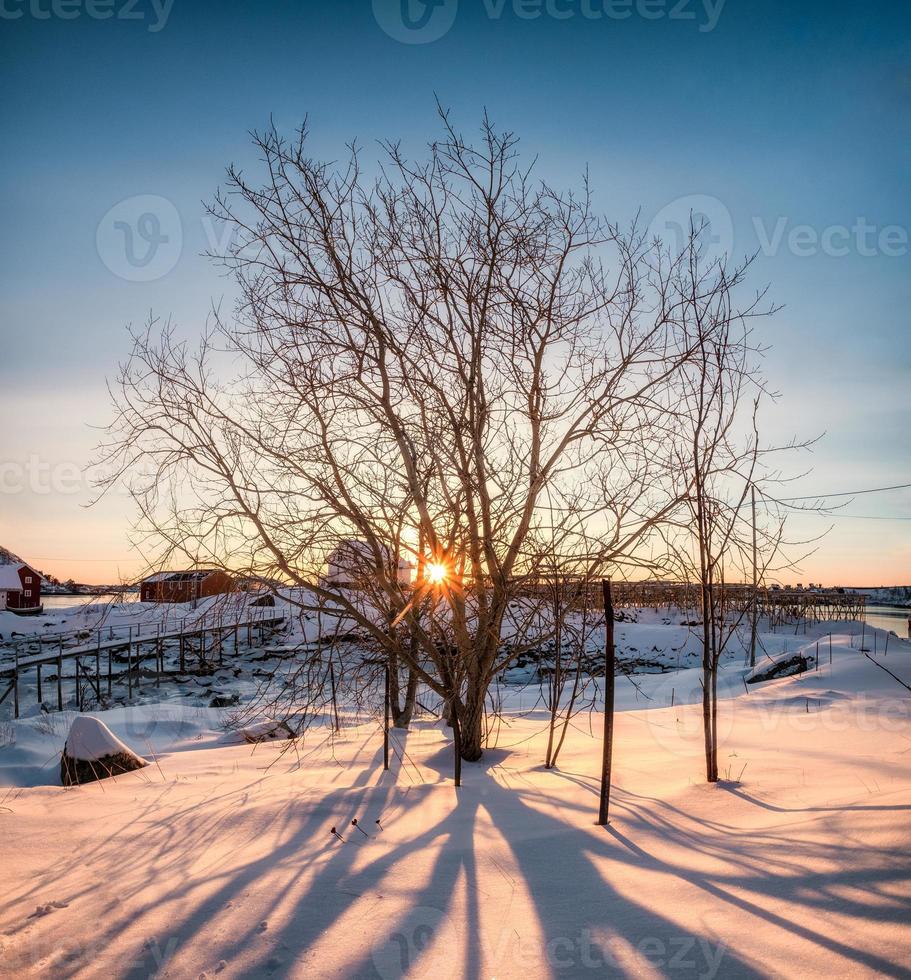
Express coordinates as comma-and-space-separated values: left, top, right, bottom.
657, 227, 804, 781
98, 110, 771, 763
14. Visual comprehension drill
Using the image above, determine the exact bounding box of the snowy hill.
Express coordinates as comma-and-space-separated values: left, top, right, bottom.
0, 546, 26, 566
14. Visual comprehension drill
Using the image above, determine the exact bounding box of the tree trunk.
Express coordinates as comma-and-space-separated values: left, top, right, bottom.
710, 661, 719, 782
456, 682, 486, 762
387, 651, 418, 729
392, 666, 418, 729
701, 583, 715, 783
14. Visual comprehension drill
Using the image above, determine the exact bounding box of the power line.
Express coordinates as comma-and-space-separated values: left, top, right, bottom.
777, 482, 911, 502
793, 513, 911, 521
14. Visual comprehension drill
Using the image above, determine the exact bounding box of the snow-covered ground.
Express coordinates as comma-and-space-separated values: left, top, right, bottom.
1, 613, 909, 978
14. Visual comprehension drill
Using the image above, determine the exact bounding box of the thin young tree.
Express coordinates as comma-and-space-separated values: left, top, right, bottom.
659, 226, 804, 781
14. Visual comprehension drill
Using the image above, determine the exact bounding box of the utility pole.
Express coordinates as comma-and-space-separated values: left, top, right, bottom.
750, 484, 758, 669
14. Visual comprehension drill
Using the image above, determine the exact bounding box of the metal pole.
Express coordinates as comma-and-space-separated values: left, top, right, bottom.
597, 579, 616, 826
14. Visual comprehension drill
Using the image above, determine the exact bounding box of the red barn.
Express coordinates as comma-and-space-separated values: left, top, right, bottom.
0, 562, 42, 614
140, 569, 234, 603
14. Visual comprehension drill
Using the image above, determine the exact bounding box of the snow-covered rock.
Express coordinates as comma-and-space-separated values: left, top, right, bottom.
746, 647, 816, 684
239, 718, 297, 743
60, 715, 148, 786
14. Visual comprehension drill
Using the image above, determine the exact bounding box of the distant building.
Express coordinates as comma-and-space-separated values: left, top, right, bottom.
325, 540, 414, 588
139, 569, 234, 603
0, 561, 42, 614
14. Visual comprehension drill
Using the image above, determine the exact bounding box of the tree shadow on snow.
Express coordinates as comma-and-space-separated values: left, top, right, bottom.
8, 726, 911, 979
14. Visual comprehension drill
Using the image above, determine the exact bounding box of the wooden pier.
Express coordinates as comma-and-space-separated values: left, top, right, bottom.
517, 579, 867, 625
0, 610, 286, 719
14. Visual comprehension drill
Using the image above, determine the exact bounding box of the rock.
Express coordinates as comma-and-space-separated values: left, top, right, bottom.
209, 693, 240, 708
60, 715, 148, 786
747, 653, 815, 684
240, 719, 296, 744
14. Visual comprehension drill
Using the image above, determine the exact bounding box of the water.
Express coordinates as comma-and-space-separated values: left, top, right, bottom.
40, 593, 139, 610
864, 604, 910, 640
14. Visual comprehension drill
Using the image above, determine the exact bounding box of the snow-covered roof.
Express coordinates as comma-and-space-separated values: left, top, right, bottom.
142, 569, 222, 584
0, 564, 26, 590
327, 540, 414, 569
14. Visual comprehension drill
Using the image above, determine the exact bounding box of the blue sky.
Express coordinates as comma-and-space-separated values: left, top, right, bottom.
1, 0, 908, 583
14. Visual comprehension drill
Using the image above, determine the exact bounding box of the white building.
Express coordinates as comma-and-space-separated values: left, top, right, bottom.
325, 540, 414, 588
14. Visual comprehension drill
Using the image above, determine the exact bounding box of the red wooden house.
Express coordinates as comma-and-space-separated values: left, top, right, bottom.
139, 569, 234, 603
0, 562, 42, 614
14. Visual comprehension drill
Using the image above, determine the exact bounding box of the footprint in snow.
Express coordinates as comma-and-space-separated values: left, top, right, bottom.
258, 921, 269, 933
29, 901, 69, 918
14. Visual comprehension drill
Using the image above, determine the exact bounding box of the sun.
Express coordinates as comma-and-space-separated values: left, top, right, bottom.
425, 562, 448, 586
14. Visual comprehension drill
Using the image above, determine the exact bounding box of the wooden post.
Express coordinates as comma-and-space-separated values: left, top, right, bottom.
57, 646, 63, 711
76, 660, 82, 711
452, 697, 462, 788
179, 634, 185, 673
597, 579, 616, 827
329, 659, 340, 733
107, 648, 112, 697
13, 655, 19, 719
750, 485, 758, 668
36, 662, 42, 705
383, 661, 390, 771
